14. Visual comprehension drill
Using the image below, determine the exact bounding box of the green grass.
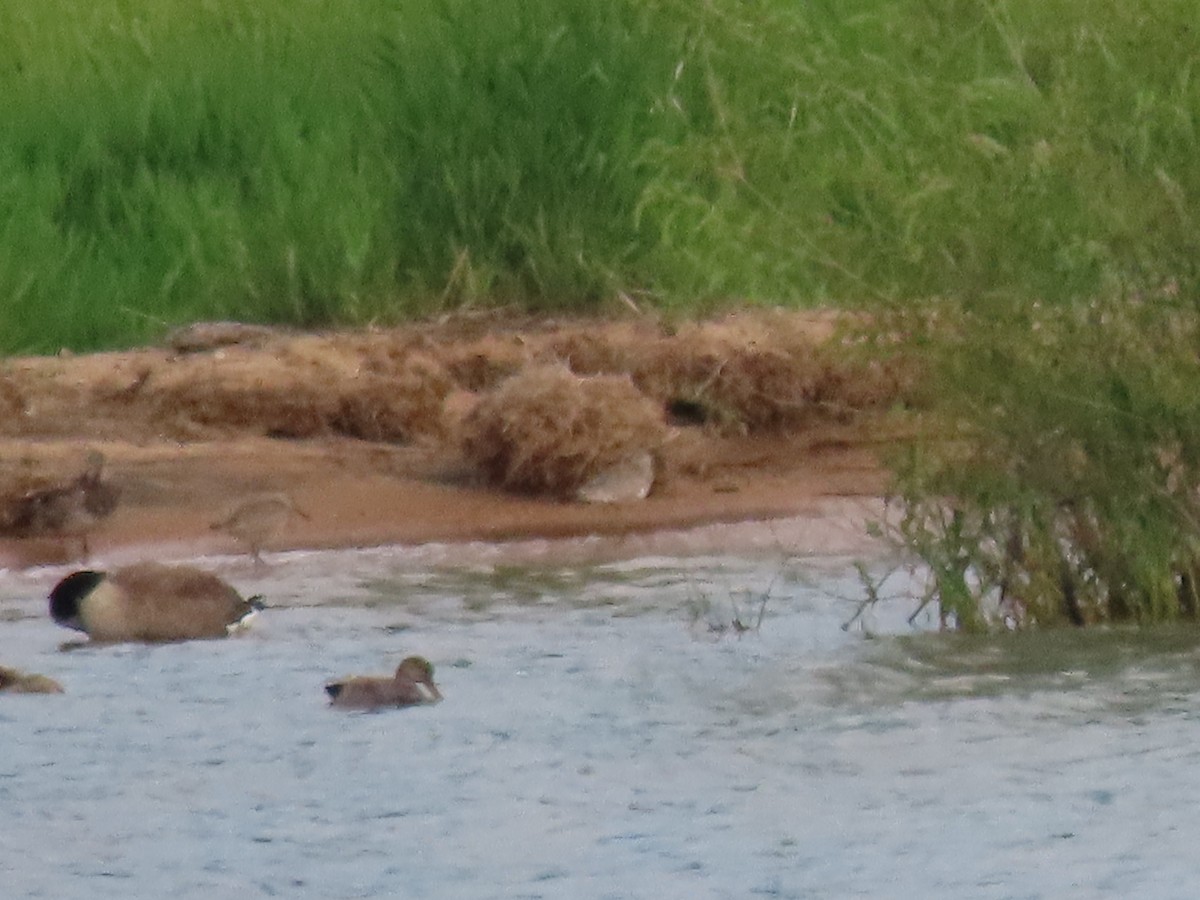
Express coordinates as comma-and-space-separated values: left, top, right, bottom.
0, 0, 686, 351
650, 0, 1200, 308
3, 0, 1199, 353
880, 294, 1200, 629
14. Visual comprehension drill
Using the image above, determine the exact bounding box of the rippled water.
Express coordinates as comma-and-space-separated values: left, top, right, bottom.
3, 540, 1200, 899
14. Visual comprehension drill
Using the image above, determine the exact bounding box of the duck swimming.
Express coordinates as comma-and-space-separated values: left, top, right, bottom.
49, 562, 263, 643
0, 665, 63, 694
325, 656, 443, 710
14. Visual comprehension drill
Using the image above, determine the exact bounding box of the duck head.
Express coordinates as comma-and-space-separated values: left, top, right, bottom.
396, 656, 443, 702
48, 570, 105, 632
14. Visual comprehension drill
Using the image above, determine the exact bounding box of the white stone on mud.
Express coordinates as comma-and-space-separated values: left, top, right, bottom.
574, 451, 654, 504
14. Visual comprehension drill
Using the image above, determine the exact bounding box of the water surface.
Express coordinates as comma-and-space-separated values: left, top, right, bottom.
3, 545, 1200, 898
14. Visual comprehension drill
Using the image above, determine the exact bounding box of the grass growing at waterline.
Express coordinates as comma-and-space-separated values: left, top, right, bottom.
2, 0, 1199, 353
876, 295, 1200, 630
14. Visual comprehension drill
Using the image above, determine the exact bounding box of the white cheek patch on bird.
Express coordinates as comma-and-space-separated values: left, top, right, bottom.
225, 595, 266, 634
415, 682, 438, 702
77, 580, 124, 638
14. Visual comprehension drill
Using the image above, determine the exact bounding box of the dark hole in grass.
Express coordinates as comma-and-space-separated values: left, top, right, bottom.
666, 398, 709, 427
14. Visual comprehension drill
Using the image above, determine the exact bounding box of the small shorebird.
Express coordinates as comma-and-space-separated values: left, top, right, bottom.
48, 562, 263, 643
0, 665, 64, 694
325, 656, 443, 710
210, 492, 310, 566
4, 450, 120, 559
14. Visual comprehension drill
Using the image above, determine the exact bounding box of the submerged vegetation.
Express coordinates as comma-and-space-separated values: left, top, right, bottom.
4, 1, 1200, 626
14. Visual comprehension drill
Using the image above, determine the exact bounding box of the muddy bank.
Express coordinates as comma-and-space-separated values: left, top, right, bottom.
0, 309, 910, 567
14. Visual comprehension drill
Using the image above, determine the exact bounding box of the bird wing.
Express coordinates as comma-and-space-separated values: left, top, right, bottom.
328, 676, 425, 708
108, 563, 252, 640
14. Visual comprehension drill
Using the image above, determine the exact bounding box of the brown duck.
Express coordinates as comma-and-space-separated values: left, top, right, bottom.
48, 562, 263, 643
4, 450, 120, 559
0, 665, 63, 694
326, 656, 443, 710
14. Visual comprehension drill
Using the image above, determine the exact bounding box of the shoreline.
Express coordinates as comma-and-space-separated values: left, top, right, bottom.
0, 311, 904, 570
0, 436, 889, 570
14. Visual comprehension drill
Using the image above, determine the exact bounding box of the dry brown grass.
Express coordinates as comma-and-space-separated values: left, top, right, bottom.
152, 360, 332, 439
148, 343, 453, 442
439, 336, 529, 391
627, 313, 911, 433
460, 365, 666, 496
0, 311, 909, 564
0, 310, 917, 501
334, 353, 454, 442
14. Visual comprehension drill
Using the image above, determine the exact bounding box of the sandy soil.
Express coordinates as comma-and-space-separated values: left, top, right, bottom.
0, 309, 910, 567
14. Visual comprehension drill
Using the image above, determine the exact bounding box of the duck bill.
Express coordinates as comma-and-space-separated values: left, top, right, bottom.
417, 681, 443, 703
